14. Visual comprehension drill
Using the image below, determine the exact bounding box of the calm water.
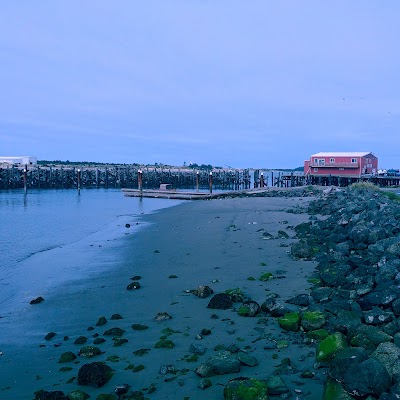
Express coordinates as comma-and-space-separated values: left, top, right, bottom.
0, 189, 183, 313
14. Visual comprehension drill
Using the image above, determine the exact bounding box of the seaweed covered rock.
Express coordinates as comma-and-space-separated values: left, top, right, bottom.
278, 311, 301, 332
316, 332, 347, 362
301, 311, 326, 331
77, 362, 113, 387
58, 351, 77, 363
323, 378, 353, 400
223, 377, 268, 400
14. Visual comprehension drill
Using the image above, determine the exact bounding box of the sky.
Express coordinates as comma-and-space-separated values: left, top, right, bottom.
1, 1, 400, 169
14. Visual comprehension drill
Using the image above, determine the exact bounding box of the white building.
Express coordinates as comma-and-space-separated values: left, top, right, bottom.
0, 156, 38, 166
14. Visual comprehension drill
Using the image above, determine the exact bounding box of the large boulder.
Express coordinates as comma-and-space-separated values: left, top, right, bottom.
195, 351, 240, 378
343, 357, 392, 397
329, 347, 369, 381
77, 362, 113, 387
371, 342, 400, 380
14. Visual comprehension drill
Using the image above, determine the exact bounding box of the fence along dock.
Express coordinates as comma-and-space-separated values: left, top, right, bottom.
0, 164, 251, 191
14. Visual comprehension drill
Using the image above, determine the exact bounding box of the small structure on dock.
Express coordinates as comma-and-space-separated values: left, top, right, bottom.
304, 152, 378, 177
0, 156, 37, 166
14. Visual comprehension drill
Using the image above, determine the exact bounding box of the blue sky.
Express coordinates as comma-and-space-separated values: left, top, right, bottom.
1, 1, 399, 168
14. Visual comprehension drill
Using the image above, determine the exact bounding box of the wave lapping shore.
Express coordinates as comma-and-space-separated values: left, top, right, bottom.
3, 186, 400, 400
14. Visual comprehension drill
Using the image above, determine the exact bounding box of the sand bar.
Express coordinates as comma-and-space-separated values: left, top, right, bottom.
1, 195, 324, 399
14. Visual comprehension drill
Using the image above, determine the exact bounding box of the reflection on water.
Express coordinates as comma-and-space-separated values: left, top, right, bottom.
0, 189, 183, 309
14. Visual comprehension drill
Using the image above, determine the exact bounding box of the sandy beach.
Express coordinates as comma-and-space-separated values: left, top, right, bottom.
1, 194, 325, 400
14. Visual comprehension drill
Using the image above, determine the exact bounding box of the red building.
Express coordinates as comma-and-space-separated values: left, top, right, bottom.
304, 152, 378, 177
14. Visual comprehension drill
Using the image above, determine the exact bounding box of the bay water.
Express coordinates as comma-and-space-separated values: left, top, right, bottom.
0, 189, 183, 316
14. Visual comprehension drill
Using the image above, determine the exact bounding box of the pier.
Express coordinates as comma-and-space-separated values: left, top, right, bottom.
0, 164, 251, 191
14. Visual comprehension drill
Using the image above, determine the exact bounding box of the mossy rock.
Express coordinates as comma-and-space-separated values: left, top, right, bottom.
316, 332, 347, 362
66, 390, 91, 400
74, 336, 88, 345
278, 312, 301, 332
223, 377, 268, 400
131, 323, 148, 331
132, 364, 145, 372
113, 337, 128, 347
306, 329, 329, 341
301, 311, 326, 331
95, 395, 116, 400
45, 332, 56, 341
276, 340, 288, 349
323, 377, 353, 400
259, 272, 274, 281
96, 317, 107, 326
60, 366, 73, 372
110, 314, 123, 320
155, 339, 175, 349
133, 348, 150, 357
225, 288, 245, 302
58, 351, 77, 363
238, 306, 251, 317
79, 346, 102, 358
93, 338, 106, 345
104, 327, 125, 337
161, 327, 180, 337
247, 277, 256, 281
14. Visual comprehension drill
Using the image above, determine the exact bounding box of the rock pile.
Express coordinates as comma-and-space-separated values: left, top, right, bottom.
291, 186, 400, 398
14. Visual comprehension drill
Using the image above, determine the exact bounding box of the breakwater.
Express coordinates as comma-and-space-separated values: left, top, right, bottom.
0, 165, 252, 191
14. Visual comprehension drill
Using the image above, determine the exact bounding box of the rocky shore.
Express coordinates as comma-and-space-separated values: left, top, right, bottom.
3, 185, 400, 400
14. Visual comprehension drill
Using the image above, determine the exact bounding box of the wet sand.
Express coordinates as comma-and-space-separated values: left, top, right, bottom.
1, 196, 325, 399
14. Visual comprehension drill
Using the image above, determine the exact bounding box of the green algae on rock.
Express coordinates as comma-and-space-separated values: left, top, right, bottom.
301, 311, 326, 331
306, 329, 329, 341
277, 312, 301, 332
259, 272, 274, 281
223, 377, 268, 400
323, 378, 353, 400
316, 332, 347, 362
103, 327, 125, 337
66, 389, 90, 400
155, 339, 175, 349
58, 351, 77, 363
78, 346, 102, 358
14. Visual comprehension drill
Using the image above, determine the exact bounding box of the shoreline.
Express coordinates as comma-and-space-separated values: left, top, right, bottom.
1, 194, 325, 399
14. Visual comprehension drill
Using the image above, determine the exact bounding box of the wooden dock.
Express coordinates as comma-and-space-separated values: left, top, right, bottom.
122, 187, 270, 200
